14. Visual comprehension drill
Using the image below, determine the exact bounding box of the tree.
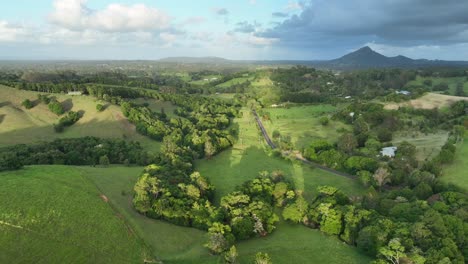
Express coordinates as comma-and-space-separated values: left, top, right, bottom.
48, 100, 64, 115
254, 252, 272, 264
378, 238, 406, 264
454, 83, 465, 96
0, 153, 23, 171
338, 133, 358, 154
96, 103, 104, 112
224, 245, 238, 264
282, 196, 309, 223
21, 99, 33, 109
99, 155, 110, 166
205, 223, 234, 254
373, 167, 390, 190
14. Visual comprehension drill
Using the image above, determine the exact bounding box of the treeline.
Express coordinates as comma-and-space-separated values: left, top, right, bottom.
0, 137, 156, 170
270, 66, 420, 103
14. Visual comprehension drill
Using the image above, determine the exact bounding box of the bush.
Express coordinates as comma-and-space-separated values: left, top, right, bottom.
48, 100, 64, 115
99, 155, 110, 166
319, 116, 329, 126
21, 99, 33, 109
96, 104, 104, 112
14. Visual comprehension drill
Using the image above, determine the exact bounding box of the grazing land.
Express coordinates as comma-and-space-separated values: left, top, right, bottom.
196, 108, 364, 203
392, 131, 449, 161
261, 105, 350, 149
0, 166, 149, 264
384, 92, 468, 110
442, 136, 468, 190
0, 86, 160, 151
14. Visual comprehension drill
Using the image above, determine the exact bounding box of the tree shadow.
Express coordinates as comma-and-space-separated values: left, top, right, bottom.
77, 110, 85, 118
0, 114, 5, 124
61, 98, 74, 112
0, 101, 11, 108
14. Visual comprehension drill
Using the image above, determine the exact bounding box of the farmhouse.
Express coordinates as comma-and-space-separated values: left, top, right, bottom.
380, 146, 397, 158
67, 91, 82, 96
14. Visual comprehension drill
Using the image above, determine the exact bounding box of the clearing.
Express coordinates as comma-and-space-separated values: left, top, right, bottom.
392, 131, 449, 161
384, 92, 468, 110
442, 136, 468, 191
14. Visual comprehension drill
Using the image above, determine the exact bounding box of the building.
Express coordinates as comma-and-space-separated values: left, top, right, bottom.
67, 91, 82, 96
380, 146, 397, 158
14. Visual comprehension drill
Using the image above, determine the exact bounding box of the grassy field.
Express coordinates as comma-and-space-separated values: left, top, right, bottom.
392, 131, 449, 162
384, 92, 468, 110
261, 105, 350, 149
0, 166, 150, 264
406, 76, 468, 96
83, 166, 370, 264
442, 136, 468, 191
0, 86, 160, 151
216, 76, 253, 88
196, 108, 364, 203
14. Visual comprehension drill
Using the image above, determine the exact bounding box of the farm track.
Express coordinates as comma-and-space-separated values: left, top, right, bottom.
252, 109, 356, 180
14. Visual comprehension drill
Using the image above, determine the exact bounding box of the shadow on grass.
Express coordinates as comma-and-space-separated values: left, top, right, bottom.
61, 98, 74, 112
0, 101, 11, 108
0, 114, 4, 124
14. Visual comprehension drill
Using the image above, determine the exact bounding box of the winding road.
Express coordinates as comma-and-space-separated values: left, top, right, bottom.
251, 109, 356, 179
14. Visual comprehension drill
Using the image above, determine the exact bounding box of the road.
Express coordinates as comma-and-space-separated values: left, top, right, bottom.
251, 109, 356, 179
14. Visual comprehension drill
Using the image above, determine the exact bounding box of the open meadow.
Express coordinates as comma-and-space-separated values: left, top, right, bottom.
384, 92, 468, 110
0, 166, 150, 264
0, 86, 160, 151
261, 104, 350, 149
196, 107, 364, 203
442, 136, 468, 191
392, 131, 449, 161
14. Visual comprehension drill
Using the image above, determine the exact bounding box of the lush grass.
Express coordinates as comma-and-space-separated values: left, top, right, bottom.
406, 76, 468, 96
262, 105, 350, 149
216, 76, 253, 88
392, 131, 449, 161
80, 166, 217, 264
84, 165, 370, 264
0, 86, 160, 151
196, 108, 364, 203
0, 166, 149, 264
236, 220, 371, 264
442, 136, 468, 191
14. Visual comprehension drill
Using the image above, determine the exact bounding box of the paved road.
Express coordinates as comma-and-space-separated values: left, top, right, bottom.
251, 109, 356, 179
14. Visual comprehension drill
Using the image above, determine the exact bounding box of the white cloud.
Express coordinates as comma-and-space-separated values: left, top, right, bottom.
0, 21, 28, 42
246, 34, 279, 46
49, 0, 170, 32
285, 1, 303, 11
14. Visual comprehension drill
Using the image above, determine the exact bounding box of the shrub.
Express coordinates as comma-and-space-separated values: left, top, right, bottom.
21, 99, 33, 109
96, 104, 104, 112
319, 116, 329, 126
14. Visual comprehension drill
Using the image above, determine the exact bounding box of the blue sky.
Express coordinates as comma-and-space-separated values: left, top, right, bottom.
1, 0, 468, 60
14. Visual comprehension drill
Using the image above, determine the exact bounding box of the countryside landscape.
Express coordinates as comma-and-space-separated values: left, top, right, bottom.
1, 1, 468, 264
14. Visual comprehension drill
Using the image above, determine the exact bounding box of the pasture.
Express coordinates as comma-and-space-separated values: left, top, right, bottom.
384, 92, 468, 110
0, 86, 160, 151
261, 104, 350, 149
0, 166, 150, 264
83, 166, 370, 264
196, 108, 364, 203
392, 131, 449, 161
129, 97, 178, 117
442, 136, 468, 191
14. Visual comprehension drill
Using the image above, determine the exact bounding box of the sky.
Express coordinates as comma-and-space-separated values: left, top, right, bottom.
1, 0, 468, 60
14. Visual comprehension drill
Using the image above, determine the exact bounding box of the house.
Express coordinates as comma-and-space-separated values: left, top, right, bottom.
396, 90, 411, 95
67, 91, 82, 96
380, 146, 397, 158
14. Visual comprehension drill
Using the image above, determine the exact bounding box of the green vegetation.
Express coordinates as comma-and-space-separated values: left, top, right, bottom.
0, 86, 160, 150
261, 104, 349, 148
406, 75, 468, 96
442, 136, 468, 190
393, 131, 449, 161
0, 166, 149, 263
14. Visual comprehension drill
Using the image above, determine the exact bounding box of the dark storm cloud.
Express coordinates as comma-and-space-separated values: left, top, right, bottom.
233, 21, 260, 33
260, 0, 468, 50
272, 12, 288, 18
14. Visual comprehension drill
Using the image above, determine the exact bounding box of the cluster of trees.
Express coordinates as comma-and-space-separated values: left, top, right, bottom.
134, 168, 295, 256
281, 183, 468, 264
0, 137, 156, 170
54, 111, 82, 132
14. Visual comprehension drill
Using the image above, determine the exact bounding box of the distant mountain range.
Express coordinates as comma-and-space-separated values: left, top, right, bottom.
159, 46, 468, 69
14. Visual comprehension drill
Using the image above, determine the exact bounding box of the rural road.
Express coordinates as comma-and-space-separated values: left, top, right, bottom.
251, 109, 356, 179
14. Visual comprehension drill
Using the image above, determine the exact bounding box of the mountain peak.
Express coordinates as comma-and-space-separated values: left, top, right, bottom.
356, 46, 373, 52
